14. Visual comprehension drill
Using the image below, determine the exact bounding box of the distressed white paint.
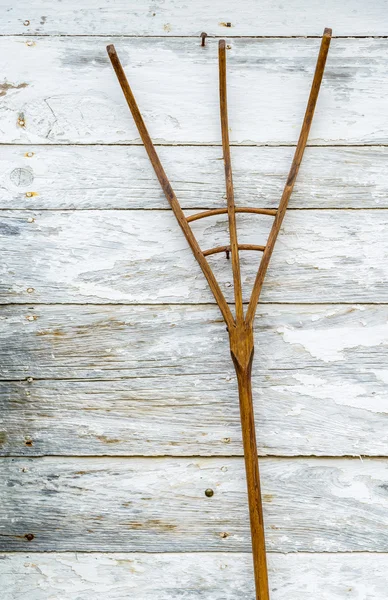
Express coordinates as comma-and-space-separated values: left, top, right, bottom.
278, 322, 388, 363
2, 304, 388, 379
1, 370, 387, 457
2, 456, 388, 551
2, 145, 388, 210
2, 0, 388, 36
1, 1, 387, 595
1, 37, 388, 144
1, 303, 388, 456
1, 209, 387, 303
2, 552, 388, 600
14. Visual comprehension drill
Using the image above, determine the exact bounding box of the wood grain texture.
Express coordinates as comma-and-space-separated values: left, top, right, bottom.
2, 303, 388, 377
1, 0, 387, 36
2, 303, 387, 456
1, 37, 388, 145
1, 209, 387, 303
3, 145, 388, 210
2, 456, 388, 551
2, 365, 387, 457
2, 552, 387, 600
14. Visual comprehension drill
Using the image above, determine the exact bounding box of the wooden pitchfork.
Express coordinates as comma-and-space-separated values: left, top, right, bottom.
107, 28, 331, 600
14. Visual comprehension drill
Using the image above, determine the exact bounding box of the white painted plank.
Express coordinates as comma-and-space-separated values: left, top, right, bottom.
1, 209, 387, 303
2, 303, 387, 378
2, 145, 388, 210
1, 0, 387, 36
1, 37, 387, 144
1, 456, 387, 551
2, 368, 388, 457
1, 552, 387, 600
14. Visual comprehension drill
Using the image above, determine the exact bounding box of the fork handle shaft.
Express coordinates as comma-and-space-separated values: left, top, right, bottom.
235, 363, 270, 600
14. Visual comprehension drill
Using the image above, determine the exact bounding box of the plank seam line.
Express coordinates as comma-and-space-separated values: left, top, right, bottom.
3, 207, 388, 212
2, 550, 388, 555
2, 302, 388, 307
0, 455, 384, 460
1, 34, 388, 39
1, 143, 388, 148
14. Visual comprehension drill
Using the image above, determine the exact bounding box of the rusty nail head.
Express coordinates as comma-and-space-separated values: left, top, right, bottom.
23, 20, 30, 26
200, 32, 207, 47
25, 533, 34, 541
205, 488, 214, 497
226, 22, 231, 27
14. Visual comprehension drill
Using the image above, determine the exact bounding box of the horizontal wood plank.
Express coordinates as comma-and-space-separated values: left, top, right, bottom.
1, 456, 388, 551
2, 303, 387, 376
2, 303, 387, 456
1, 0, 387, 36
2, 552, 387, 600
1, 209, 387, 303
2, 145, 388, 210
2, 366, 388, 457
1, 37, 387, 144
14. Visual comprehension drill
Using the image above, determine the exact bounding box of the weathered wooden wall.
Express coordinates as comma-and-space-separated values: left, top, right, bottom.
1, 1, 387, 597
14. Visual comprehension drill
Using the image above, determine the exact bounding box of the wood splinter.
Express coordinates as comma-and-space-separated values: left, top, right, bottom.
107, 28, 332, 600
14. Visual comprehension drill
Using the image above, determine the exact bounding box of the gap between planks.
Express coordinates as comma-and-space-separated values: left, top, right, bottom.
3, 207, 388, 212
2, 550, 388, 555
2, 34, 388, 39
0, 455, 383, 461
2, 142, 388, 147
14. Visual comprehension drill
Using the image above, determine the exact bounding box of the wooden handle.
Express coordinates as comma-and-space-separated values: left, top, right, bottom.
229, 324, 269, 600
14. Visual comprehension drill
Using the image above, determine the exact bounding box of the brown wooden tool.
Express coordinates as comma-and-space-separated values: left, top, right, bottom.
107, 29, 331, 600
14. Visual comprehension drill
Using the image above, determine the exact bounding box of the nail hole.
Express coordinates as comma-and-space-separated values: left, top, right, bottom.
23, 20, 30, 26
220, 532, 229, 538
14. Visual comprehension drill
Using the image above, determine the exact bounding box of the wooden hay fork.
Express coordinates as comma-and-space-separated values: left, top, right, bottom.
107, 28, 331, 600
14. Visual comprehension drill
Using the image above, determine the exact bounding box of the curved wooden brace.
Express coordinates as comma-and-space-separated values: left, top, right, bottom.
186, 207, 277, 223
203, 244, 266, 257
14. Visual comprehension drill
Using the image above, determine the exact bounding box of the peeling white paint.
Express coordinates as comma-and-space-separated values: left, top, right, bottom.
278, 323, 388, 362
